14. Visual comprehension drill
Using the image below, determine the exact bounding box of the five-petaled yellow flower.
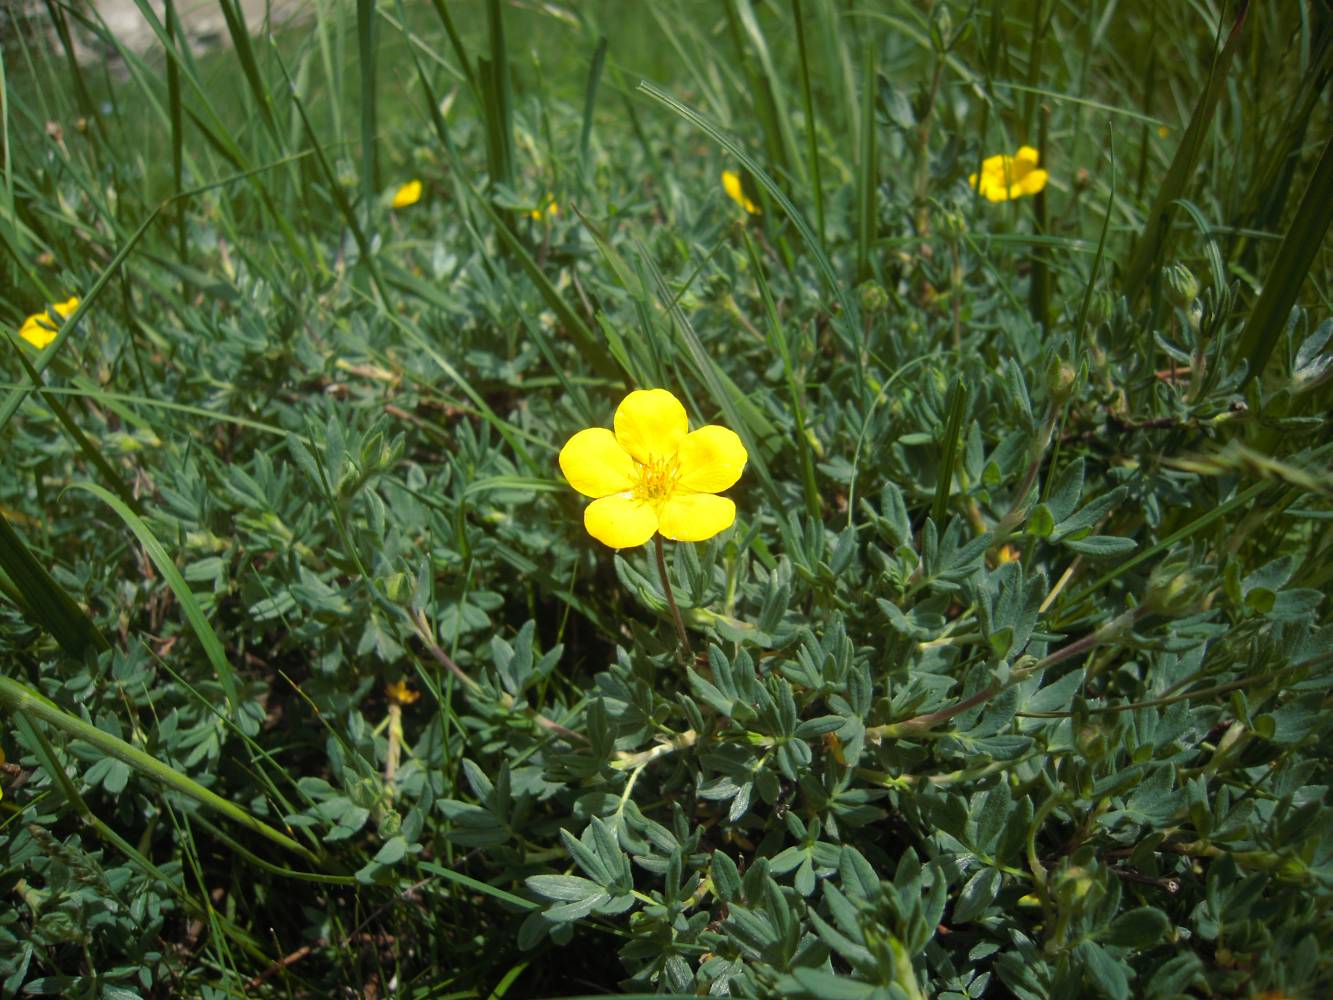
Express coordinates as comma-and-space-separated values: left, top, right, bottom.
17, 296, 79, 349
529, 195, 559, 221
391, 179, 423, 209
559, 389, 748, 549
385, 679, 420, 705
969, 146, 1048, 202
721, 170, 760, 215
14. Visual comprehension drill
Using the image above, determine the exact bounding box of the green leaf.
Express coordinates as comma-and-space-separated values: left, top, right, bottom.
526, 874, 603, 902
1062, 535, 1137, 557
1098, 906, 1170, 949
1076, 940, 1130, 1000
374, 836, 408, 866
952, 867, 1001, 924
787, 968, 878, 999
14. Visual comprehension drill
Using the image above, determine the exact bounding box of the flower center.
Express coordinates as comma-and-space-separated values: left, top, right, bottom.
632, 455, 678, 503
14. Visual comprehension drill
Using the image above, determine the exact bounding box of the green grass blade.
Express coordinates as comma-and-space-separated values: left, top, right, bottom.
484, 0, 515, 188
1073, 126, 1116, 341
6, 343, 141, 515
164, 0, 187, 293
217, 0, 281, 143
636, 81, 862, 377
790, 0, 825, 248
71, 481, 241, 716
637, 246, 798, 554
1235, 136, 1333, 388
0, 205, 162, 432
428, 0, 480, 100
356, 0, 380, 217
0, 511, 109, 659
1028, 106, 1051, 329
0, 675, 313, 862
1122, 5, 1250, 301
741, 229, 820, 519
472, 197, 624, 382
855, 37, 875, 282
931, 380, 968, 525
727, 0, 801, 185
417, 860, 538, 911
579, 36, 608, 181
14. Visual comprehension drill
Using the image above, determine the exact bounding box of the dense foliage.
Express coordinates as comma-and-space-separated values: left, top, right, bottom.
1, 1, 1330, 997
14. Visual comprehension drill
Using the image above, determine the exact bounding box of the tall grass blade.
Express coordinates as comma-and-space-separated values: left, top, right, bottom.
1235, 136, 1333, 388
72, 482, 241, 717
791, 0, 825, 247
728, 0, 801, 185
0, 511, 109, 659
1073, 127, 1115, 342
429, 0, 480, 100
484, 0, 515, 187
7, 340, 141, 514
164, 0, 187, 291
217, 0, 281, 143
855, 37, 875, 282
931, 380, 968, 525
356, 0, 380, 218
1122, 4, 1250, 301
742, 229, 820, 518
1028, 106, 1051, 329
40, 0, 104, 139
637, 81, 861, 377
0, 675, 313, 861
580, 36, 609, 181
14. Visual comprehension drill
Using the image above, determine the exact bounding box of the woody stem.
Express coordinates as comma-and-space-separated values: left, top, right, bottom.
654, 534, 693, 662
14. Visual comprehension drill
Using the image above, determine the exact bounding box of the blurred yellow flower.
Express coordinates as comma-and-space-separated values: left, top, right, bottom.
721, 170, 760, 215
385, 679, 420, 705
529, 195, 558, 221
17, 296, 79, 349
559, 388, 748, 549
391, 179, 423, 209
969, 146, 1048, 202
1157, 125, 1170, 139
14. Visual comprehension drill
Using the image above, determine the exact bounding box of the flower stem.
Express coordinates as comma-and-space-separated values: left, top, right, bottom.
654, 534, 693, 662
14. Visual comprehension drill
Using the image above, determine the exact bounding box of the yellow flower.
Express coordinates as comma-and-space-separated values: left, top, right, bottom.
1157, 125, 1170, 139
721, 170, 760, 215
968, 146, 1048, 202
529, 195, 558, 220
559, 388, 748, 549
390, 179, 423, 209
17, 296, 79, 349
385, 679, 420, 705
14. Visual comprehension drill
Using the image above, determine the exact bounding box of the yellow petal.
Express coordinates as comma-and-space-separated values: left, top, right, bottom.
614, 388, 688, 464
675, 425, 747, 493
18, 316, 57, 349
391, 180, 422, 208
658, 493, 735, 542
17, 297, 79, 349
1015, 146, 1041, 166
584, 495, 658, 549
1020, 168, 1049, 196
559, 427, 637, 498
722, 170, 758, 214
